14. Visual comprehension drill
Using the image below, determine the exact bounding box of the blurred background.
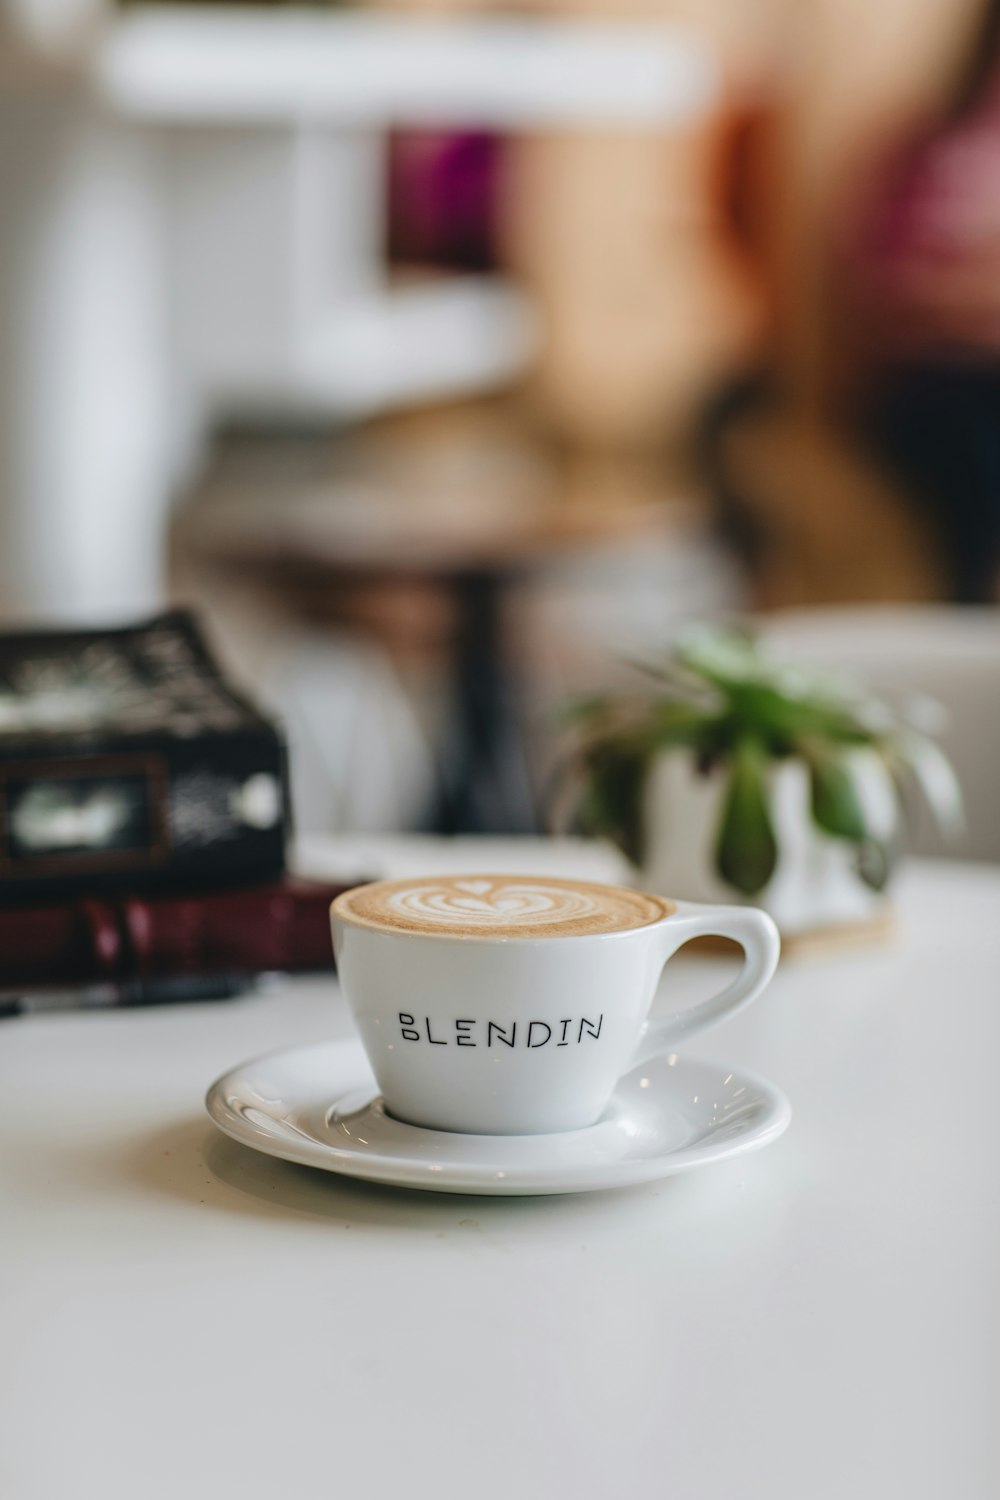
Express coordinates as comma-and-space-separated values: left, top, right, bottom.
3, 0, 1000, 848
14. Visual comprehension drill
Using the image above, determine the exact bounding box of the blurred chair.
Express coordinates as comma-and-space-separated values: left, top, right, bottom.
760, 606, 1000, 861
697, 0, 988, 609
259, 632, 436, 837
166, 550, 437, 837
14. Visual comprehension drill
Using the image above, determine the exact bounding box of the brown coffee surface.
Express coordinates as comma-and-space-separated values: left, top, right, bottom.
334, 874, 673, 938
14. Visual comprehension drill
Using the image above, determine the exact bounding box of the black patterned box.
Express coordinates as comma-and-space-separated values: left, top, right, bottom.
0, 611, 288, 900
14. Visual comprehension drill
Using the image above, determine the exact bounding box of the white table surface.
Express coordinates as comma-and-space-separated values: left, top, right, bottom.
3, 844, 999, 1500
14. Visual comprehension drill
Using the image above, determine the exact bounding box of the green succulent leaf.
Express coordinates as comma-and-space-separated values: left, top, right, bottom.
561, 696, 610, 727
715, 738, 778, 896
889, 729, 965, 841
576, 742, 650, 868
676, 625, 760, 687
807, 748, 869, 841
648, 703, 722, 752
855, 839, 891, 893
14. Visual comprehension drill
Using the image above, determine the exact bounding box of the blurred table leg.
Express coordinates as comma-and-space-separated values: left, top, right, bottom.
428, 568, 538, 835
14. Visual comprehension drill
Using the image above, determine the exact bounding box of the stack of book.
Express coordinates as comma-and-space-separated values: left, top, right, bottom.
0, 612, 355, 1014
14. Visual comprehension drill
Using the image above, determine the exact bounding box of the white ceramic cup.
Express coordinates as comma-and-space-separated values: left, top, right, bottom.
331, 880, 780, 1136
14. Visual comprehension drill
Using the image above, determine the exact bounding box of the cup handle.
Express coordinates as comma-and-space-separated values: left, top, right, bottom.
629, 903, 781, 1069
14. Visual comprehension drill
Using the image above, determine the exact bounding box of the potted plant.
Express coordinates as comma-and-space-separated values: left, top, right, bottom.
568, 626, 962, 936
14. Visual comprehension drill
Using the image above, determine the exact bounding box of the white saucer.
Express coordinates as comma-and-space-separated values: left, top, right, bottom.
206, 1041, 791, 1196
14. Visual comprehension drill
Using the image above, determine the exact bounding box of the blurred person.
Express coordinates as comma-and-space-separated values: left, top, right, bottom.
843, 0, 1000, 603
699, 0, 993, 607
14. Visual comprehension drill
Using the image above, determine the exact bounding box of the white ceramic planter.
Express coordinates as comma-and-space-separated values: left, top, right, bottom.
640, 750, 899, 936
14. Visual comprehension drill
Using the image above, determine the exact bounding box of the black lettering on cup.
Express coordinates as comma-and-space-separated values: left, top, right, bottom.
557, 1019, 572, 1046
399, 1012, 420, 1041
425, 1017, 447, 1045
455, 1019, 476, 1047
578, 1015, 603, 1042
487, 1021, 517, 1048
527, 1021, 552, 1048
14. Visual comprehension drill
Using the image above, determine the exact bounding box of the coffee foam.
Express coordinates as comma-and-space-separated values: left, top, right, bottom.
333, 874, 673, 939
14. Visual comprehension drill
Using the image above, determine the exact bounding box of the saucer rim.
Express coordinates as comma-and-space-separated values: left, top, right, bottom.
205, 1040, 791, 1196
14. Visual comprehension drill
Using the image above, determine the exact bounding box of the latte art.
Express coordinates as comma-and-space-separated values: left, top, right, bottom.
391, 880, 601, 928
334, 874, 671, 938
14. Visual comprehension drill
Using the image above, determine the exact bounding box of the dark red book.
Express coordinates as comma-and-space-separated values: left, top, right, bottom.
0, 878, 361, 987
